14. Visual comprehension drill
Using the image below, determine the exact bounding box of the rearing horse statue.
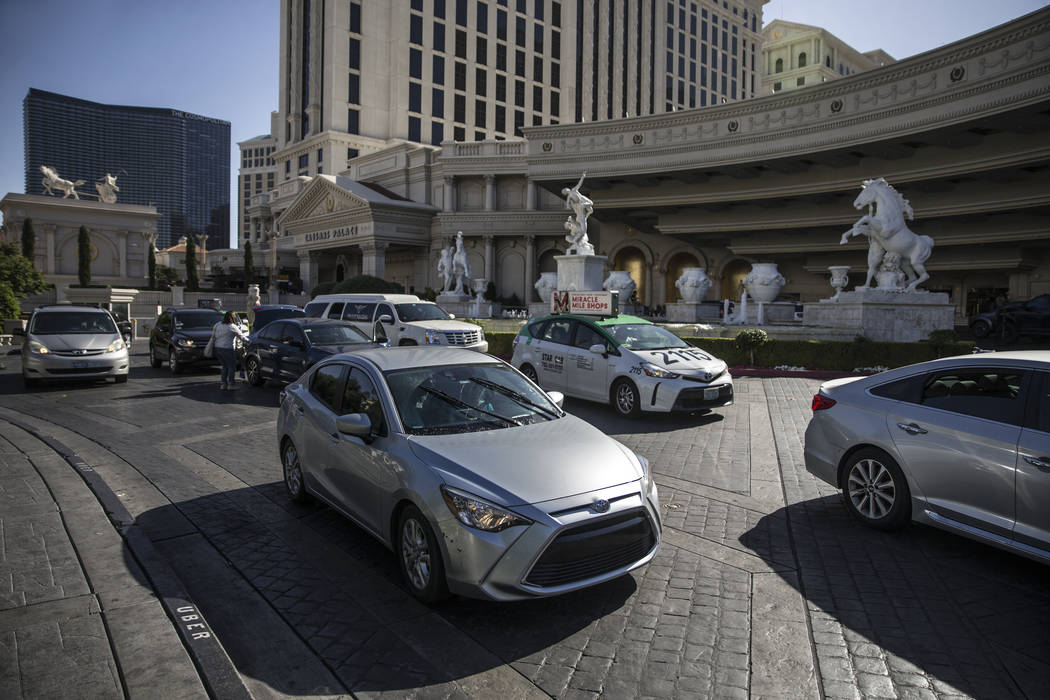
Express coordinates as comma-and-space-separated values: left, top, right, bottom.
840, 177, 934, 292
40, 165, 85, 199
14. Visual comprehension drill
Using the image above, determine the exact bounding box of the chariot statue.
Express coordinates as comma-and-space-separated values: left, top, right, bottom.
95, 173, 120, 204
40, 166, 85, 200
840, 177, 934, 292
562, 173, 595, 256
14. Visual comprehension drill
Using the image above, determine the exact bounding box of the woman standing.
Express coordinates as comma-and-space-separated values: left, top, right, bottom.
211, 311, 248, 390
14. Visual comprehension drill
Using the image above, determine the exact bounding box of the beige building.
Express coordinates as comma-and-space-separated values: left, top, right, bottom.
237, 131, 277, 245
761, 19, 894, 95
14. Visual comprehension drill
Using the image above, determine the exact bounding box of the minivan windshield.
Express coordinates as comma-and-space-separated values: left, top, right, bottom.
604, 323, 691, 350
386, 363, 561, 435
31, 312, 117, 335
173, 310, 223, 330
395, 303, 452, 322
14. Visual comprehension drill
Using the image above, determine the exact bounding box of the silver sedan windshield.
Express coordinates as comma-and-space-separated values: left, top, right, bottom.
605, 324, 690, 350
386, 363, 561, 435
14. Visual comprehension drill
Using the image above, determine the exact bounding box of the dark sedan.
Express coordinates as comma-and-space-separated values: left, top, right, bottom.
244, 318, 376, 386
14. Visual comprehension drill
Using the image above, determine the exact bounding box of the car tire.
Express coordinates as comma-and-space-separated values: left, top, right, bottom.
969, 319, 991, 339
114, 375, 128, 384
611, 378, 642, 418
168, 348, 183, 375
399, 339, 418, 346
281, 439, 308, 504
148, 343, 162, 368
841, 448, 911, 531
246, 357, 265, 386
520, 363, 539, 384
397, 505, 448, 604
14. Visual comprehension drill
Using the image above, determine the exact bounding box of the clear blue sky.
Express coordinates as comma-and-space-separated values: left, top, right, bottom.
1, 0, 1046, 246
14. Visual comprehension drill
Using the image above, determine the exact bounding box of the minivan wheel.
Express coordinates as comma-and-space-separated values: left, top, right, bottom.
611, 378, 641, 418
397, 505, 448, 604
148, 344, 162, 368
169, 348, 183, 374
841, 448, 910, 531
281, 440, 308, 503
520, 363, 538, 383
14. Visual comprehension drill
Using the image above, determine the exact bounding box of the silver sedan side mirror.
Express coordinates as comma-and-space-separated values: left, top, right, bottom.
336, 413, 371, 437
547, 391, 565, 409
589, 343, 606, 355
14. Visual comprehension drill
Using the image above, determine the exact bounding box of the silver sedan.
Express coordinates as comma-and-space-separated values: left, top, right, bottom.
276, 346, 661, 602
804, 350, 1050, 563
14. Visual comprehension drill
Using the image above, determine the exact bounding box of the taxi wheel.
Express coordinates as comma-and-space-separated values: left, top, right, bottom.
520, 363, 538, 383
611, 379, 641, 418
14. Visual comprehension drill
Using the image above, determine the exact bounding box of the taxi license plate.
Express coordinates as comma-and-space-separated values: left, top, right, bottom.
73, 361, 89, 369
704, 387, 719, 400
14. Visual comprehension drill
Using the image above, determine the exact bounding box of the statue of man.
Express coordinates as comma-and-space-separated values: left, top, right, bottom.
95, 173, 120, 204
437, 244, 453, 291
451, 231, 472, 295
561, 173, 595, 256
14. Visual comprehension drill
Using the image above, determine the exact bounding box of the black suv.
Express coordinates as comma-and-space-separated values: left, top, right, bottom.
149, 307, 223, 373
996, 293, 1050, 343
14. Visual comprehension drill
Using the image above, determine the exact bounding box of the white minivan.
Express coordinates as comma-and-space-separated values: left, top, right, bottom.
303, 293, 488, 352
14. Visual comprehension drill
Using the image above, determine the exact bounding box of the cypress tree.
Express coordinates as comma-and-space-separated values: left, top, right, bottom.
185, 235, 199, 291
21, 217, 35, 260
147, 245, 156, 289
243, 240, 254, 286
77, 225, 91, 286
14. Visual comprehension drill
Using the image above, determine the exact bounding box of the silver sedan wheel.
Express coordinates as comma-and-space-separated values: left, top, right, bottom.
401, 518, 432, 590
282, 441, 307, 503
847, 458, 895, 520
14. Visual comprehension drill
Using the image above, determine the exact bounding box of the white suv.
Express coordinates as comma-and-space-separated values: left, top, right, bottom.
303, 294, 488, 352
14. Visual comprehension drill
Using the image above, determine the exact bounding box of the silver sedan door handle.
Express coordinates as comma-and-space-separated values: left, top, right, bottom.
328, 432, 340, 443
897, 422, 928, 435
1023, 455, 1050, 470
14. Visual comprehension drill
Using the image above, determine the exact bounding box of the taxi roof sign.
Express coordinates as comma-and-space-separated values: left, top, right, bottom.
551, 290, 619, 316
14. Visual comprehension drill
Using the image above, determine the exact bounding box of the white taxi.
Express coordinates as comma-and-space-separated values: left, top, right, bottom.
511, 313, 733, 417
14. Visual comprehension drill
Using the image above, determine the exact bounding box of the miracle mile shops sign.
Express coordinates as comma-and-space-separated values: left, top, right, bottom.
552, 291, 619, 316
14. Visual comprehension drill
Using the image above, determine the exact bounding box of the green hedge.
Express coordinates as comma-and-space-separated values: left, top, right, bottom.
683, 337, 975, 371
485, 331, 517, 357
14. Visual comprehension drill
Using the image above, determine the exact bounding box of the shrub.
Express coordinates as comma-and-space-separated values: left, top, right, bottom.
483, 281, 497, 301
147, 245, 156, 289
734, 328, 769, 365
420, 287, 438, 302
185, 235, 199, 291
331, 275, 404, 294
310, 281, 337, 298
0, 281, 19, 320
484, 331, 517, 358
21, 217, 35, 259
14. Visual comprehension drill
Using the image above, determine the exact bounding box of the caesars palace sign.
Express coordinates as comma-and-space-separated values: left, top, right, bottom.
297, 223, 373, 248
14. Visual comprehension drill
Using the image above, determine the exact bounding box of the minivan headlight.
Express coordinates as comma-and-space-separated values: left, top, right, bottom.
105, 339, 126, 353
425, 330, 443, 345
440, 486, 531, 532
28, 340, 50, 355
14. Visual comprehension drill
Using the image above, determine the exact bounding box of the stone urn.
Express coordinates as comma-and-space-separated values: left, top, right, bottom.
743, 262, 785, 303
828, 265, 850, 300
603, 270, 637, 302
674, 267, 713, 303
533, 272, 558, 303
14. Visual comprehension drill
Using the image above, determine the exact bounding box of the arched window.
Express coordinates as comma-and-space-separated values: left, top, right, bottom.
798, 52, 807, 68
774, 58, 783, 73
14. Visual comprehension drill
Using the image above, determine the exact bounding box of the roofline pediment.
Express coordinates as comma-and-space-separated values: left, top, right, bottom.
276, 177, 370, 227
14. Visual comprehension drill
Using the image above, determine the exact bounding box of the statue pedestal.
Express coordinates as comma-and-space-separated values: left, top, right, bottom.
555, 255, 606, 292
435, 292, 474, 318
803, 289, 954, 342
666, 302, 722, 323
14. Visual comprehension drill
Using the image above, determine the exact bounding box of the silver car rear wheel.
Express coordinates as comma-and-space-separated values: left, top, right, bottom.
842, 448, 910, 531
397, 505, 448, 603
282, 440, 307, 503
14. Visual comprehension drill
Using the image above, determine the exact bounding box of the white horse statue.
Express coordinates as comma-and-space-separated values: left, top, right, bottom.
840, 177, 934, 292
40, 165, 85, 199
451, 231, 472, 295
95, 173, 120, 204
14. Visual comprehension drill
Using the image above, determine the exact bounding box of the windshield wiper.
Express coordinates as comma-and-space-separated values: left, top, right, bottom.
467, 377, 561, 419
419, 386, 521, 426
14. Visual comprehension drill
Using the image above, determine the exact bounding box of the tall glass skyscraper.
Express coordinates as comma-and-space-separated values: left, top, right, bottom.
23, 88, 231, 249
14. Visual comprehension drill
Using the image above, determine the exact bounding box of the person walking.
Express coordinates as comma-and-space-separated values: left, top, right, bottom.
211, 311, 248, 390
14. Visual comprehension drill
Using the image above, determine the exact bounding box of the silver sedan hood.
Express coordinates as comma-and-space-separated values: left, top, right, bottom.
407, 415, 642, 507
29, 333, 118, 351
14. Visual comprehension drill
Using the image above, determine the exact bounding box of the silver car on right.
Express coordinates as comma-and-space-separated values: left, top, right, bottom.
804, 350, 1050, 563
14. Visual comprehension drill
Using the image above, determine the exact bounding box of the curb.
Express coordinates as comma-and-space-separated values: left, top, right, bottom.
0, 415, 251, 700
728, 366, 867, 379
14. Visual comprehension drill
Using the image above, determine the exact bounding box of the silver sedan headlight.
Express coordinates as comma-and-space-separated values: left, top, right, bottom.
440, 485, 531, 532
105, 339, 126, 353
640, 361, 680, 379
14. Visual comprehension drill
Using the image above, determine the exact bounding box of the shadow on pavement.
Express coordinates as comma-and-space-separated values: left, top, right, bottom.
135, 484, 637, 695
561, 396, 725, 435
740, 496, 1050, 699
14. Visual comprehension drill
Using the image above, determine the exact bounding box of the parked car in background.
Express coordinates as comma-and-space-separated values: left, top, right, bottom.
304, 294, 487, 351
277, 346, 660, 602
244, 318, 376, 386
969, 294, 1050, 341
19, 305, 129, 387
512, 313, 733, 418
248, 305, 305, 337
148, 307, 224, 374
804, 350, 1050, 563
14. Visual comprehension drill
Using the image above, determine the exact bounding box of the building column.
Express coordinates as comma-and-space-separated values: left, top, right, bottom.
298, 249, 318, 292
361, 242, 389, 279
44, 224, 56, 274
526, 180, 537, 211
483, 235, 494, 282
1008, 272, 1029, 304
524, 235, 535, 302
117, 231, 128, 279
484, 174, 495, 211
443, 176, 455, 212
